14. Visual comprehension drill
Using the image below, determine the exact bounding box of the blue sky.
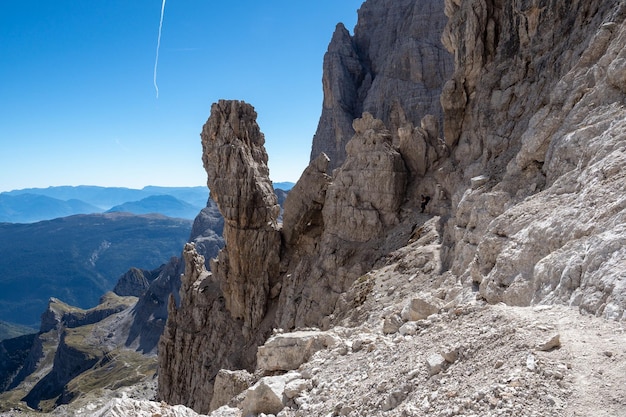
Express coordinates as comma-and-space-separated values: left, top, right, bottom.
0, 1, 362, 192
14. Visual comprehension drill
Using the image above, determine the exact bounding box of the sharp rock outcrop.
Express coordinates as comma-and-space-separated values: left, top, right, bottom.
311, 0, 454, 171
158, 100, 283, 413
156, 0, 626, 414
158, 101, 423, 412
201, 100, 282, 336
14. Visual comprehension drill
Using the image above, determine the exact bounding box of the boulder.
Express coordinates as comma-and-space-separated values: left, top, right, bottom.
426, 353, 447, 376
401, 294, 443, 321
257, 330, 340, 372
210, 369, 255, 412
240, 373, 301, 417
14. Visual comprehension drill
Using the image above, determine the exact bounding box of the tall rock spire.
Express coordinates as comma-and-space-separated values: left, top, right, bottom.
158, 101, 282, 413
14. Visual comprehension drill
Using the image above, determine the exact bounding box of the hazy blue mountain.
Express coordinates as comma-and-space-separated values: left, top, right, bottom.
0, 212, 192, 327
3, 186, 209, 211
106, 195, 202, 220
0, 186, 210, 223
273, 181, 295, 191
141, 186, 209, 208
0, 194, 102, 223
3, 186, 149, 209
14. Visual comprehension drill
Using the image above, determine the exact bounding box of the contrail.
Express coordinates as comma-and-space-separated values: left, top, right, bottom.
154, 0, 166, 98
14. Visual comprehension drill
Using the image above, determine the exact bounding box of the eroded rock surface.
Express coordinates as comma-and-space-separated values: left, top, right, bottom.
201, 99, 281, 335
311, 0, 453, 170
158, 101, 283, 413
155, 0, 626, 415
441, 0, 626, 319
276, 112, 415, 330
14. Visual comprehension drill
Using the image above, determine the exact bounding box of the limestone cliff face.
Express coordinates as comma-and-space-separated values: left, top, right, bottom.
276, 112, 414, 330
157, 0, 626, 413
323, 114, 407, 243
158, 105, 417, 412
440, 0, 626, 319
311, 0, 454, 170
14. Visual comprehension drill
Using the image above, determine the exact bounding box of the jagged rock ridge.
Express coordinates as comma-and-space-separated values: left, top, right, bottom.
311, 0, 454, 171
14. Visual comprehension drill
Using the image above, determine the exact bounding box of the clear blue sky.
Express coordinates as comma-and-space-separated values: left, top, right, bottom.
0, 1, 362, 192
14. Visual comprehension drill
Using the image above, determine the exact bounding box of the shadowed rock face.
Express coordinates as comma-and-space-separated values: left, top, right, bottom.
310, 0, 453, 171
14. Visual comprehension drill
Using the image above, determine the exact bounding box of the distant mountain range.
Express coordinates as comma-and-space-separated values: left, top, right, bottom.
106, 195, 202, 219
0, 212, 193, 328
0, 184, 295, 326
0, 184, 294, 223
0, 194, 102, 223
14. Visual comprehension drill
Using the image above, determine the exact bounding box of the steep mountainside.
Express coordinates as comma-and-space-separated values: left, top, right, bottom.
1, 0, 624, 415
311, 0, 453, 170
0, 323, 35, 343
156, 0, 625, 415
439, 0, 626, 317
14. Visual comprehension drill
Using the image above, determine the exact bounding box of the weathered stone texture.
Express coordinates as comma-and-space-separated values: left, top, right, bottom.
442, 0, 626, 319
159, 100, 283, 413
322, 113, 407, 243
157, 1, 626, 414
256, 330, 340, 372
311, 0, 453, 170
201, 100, 281, 335
281, 153, 331, 247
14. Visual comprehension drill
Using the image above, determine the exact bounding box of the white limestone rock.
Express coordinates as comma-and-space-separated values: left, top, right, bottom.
426, 353, 447, 376
93, 398, 208, 417
240, 373, 301, 417
210, 369, 255, 412
257, 330, 341, 372
401, 294, 444, 321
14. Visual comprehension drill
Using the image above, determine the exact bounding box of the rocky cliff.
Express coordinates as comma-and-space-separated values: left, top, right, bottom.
0, 0, 623, 415
311, 0, 454, 171
440, 0, 626, 318
158, 101, 283, 412
0, 197, 227, 411
155, 0, 625, 415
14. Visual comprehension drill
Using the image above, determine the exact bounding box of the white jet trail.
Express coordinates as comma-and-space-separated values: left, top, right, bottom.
154, 0, 166, 98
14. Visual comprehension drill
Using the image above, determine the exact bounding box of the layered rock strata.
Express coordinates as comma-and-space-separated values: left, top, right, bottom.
311, 0, 454, 170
